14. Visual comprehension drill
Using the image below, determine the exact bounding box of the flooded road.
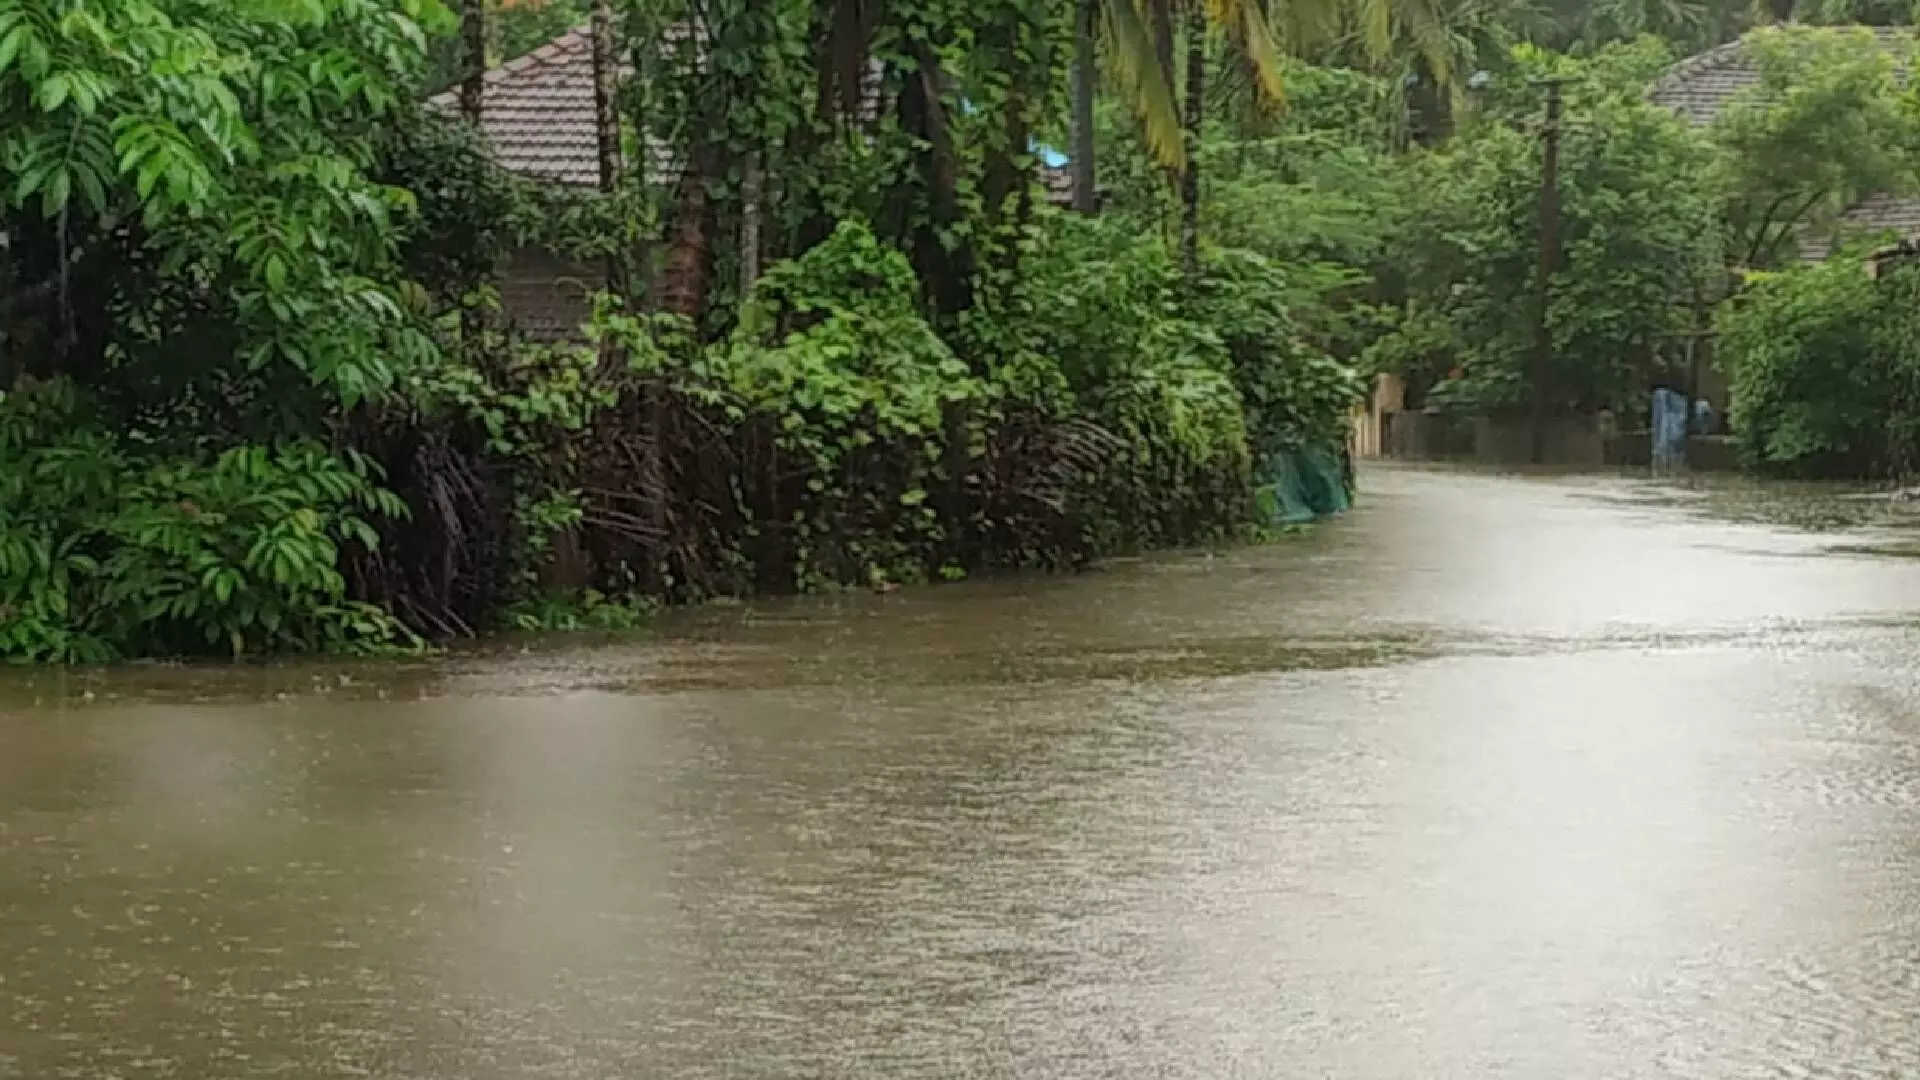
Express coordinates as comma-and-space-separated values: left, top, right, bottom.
11, 466, 1920, 1077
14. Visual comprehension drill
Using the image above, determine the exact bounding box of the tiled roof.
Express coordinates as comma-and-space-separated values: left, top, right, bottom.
431, 26, 1077, 204
1648, 39, 1761, 126
1651, 26, 1920, 261
1040, 165, 1074, 205
430, 26, 612, 187
1649, 25, 1913, 126
1798, 191, 1920, 261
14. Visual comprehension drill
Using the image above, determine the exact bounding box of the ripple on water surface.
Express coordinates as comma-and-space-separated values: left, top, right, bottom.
8, 468, 1920, 1076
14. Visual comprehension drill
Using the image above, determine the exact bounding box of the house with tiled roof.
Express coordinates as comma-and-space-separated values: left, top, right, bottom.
434, 26, 1076, 341
435, 26, 607, 189
1649, 25, 1920, 262
428, 26, 654, 340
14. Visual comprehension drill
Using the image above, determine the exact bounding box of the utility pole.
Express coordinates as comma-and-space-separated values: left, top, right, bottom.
1530, 77, 1569, 465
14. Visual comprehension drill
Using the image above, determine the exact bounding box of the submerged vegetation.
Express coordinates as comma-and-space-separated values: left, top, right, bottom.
4, 0, 1920, 661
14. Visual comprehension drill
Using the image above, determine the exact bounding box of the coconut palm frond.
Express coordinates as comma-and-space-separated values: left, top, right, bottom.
1214, 0, 1288, 107
1105, 0, 1185, 168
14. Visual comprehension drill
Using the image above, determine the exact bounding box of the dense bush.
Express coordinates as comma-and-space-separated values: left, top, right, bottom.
638, 222, 992, 591
1387, 43, 1722, 417
1001, 218, 1257, 552
0, 380, 415, 662
0, 0, 1371, 663
563, 218, 1263, 598
0, 0, 450, 661
1195, 248, 1364, 461
1719, 261, 1920, 476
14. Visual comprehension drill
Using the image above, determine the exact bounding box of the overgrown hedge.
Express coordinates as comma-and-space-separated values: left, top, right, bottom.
1718, 260, 1920, 477
0, 0, 1363, 664
0, 211, 1345, 662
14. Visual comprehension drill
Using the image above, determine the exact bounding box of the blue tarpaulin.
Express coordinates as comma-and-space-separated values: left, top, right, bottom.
1651, 387, 1689, 472
1254, 444, 1352, 526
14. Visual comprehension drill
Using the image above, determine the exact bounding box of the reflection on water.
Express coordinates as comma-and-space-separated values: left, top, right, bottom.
9, 466, 1920, 1077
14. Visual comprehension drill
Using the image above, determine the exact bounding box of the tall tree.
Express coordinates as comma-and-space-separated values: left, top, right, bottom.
590, 0, 622, 194
1711, 27, 1920, 268
1061, 0, 1182, 227
1072, 0, 1099, 213
460, 0, 489, 122
1168, 0, 1287, 283
1180, 0, 1208, 282
1093, 0, 1453, 268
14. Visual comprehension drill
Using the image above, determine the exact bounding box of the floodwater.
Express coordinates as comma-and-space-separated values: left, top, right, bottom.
11, 467, 1920, 1078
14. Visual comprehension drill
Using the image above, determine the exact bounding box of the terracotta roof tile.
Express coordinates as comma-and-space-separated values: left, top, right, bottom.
1649, 39, 1759, 126
1041, 164, 1075, 204
1650, 25, 1913, 125
432, 25, 1077, 204
431, 26, 611, 186
1798, 191, 1920, 261
1650, 27, 1920, 261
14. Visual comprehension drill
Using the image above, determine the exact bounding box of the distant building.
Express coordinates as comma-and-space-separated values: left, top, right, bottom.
1649, 26, 1920, 262
432, 27, 1074, 341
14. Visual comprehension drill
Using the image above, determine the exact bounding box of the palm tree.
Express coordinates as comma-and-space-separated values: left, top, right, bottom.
1179, 0, 1457, 280
1063, 0, 1183, 216
1084, 0, 1401, 180
1071, 0, 1099, 212
1113, 0, 1287, 281
1348, 0, 1458, 84
1094, 0, 1186, 177
1073, 0, 1454, 277
1179, 0, 1210, 281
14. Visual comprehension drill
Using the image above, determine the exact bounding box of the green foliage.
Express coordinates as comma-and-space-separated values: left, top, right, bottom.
1475, 36, 1678, 117
1712, 26, 1920, 268
0, 379, 417, 662
501, 588, 653, 633
1386, 44, 1721, 415
573, 215, 1268, 588
1194, 247, 1364, 459
0, 0, 464, 662
1698, 28, 1920, 480
412, 337, 609, 459
585, 222, 984, 591
0, 0, 451, 410
700, 224, 985, 585
1719, 260, 1920, 476
1009, 216, 1255, 549
425, 0, 592, 92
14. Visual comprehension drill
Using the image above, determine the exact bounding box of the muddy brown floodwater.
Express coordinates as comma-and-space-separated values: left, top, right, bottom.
11, 465, 1920, 1078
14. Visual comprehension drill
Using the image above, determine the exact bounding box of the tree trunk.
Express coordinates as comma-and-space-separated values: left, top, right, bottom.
1070, 0, 1098, 214
585, 0, 641, 592
456, 0, 491, 383
590, 0, 628, 303
891, 42, 974, 321
658, 143, 716, 322
1147, 0, 1181, 240
0, 228, 12, 391
739, 152, 763, 297
590, 0, 623, 194
459, 0, 487, 123
1179, 1, 1205, 289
